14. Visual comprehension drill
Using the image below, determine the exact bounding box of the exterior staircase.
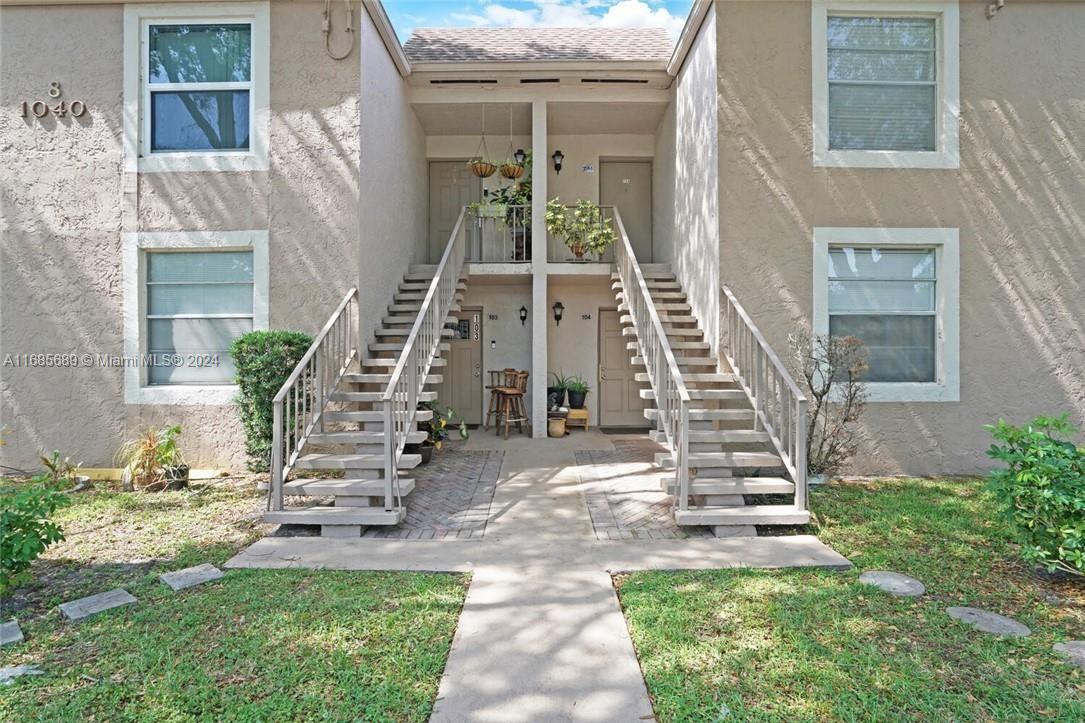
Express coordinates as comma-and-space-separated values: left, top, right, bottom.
263, 265, 465, 536
611, 252, 809, 536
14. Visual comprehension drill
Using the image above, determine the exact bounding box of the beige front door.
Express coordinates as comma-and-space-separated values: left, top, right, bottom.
598, 309, 646, 427
600, 160, 653, 261
429, 161, 481, 262
437, 308, 483, 426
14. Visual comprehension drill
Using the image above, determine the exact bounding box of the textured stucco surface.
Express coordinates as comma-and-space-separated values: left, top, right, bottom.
1, 2, 366, 468
717, 1, 1085, 474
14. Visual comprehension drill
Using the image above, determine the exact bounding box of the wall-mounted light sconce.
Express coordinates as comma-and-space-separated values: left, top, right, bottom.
552, 301, 564, 326
551, 149, 564, 174
519, 305, 528, 325
513, 148, 526, 166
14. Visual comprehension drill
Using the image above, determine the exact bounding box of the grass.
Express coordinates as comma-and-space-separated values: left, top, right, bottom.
0, 478, 468, 721
617, 478, 1085, 722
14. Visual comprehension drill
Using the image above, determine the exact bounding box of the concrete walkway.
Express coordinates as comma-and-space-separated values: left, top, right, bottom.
227, 431, 849, 721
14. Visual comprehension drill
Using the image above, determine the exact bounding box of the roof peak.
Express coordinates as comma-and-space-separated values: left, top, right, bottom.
403, 27, 674, 65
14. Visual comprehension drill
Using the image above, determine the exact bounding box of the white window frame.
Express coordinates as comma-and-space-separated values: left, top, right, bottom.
123, 230, 269, 405
123, 2, 269, 173
812, 0, 960, 169
813, 227, 959, 402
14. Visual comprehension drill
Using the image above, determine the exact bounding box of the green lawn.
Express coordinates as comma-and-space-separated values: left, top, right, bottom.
0, 478, 468, 722
617, 478, 1085, 722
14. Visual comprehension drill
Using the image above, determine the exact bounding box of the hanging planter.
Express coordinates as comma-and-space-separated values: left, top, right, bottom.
470, 160, 497, 178
500, 163, 525, 179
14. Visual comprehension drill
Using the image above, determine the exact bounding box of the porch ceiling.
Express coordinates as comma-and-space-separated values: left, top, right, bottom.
412, 101, 668, 136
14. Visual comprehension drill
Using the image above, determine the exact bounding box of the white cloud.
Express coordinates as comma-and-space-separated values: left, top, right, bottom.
452, 1, 685, 39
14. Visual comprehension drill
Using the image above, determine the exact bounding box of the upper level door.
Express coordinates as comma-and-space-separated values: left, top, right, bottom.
429, 162, 481, 262
600, 161, 653, 262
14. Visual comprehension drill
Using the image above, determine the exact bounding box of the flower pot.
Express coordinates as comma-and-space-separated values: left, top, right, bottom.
406, 443, 434, 465
548, 417, 567, 438
500, 163, 525, 179
567, 390, 587, 409
547, 387, 566, 410
164, 464, 189, 491
469, 160, 497, 178
570, 245, 586, 260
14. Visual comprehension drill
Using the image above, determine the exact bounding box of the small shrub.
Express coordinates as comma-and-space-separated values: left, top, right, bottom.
986, 415, 1085, 576
1, 475, 70, 591
231, 330, 313, 472
114, 425, 185, 491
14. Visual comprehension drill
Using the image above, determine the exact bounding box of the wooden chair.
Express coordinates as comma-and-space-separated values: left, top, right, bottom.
495, 370, 529, 439
484, 368, 516, 429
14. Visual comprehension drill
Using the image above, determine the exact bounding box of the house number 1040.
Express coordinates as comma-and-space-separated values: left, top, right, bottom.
19, 82, 86, 120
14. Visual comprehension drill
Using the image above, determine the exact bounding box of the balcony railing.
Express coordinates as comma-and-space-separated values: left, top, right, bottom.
466, 204, 530, 263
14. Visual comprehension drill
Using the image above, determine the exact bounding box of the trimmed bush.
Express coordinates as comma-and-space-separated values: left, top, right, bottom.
231, 330, 313, 472
986, 415, 1085, 576
1, 476, 70, 591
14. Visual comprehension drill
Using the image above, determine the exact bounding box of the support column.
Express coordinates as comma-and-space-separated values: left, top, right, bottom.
530, 100, 548, 438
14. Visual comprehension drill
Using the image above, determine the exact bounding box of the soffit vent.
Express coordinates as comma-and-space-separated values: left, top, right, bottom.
520, 78, 560, 84
429, 79, 499, 85
580, 78, 649, 84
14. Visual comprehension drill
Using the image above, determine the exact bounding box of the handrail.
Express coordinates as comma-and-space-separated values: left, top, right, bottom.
380, 207, 468, 511
611, 208, 692, 511
720, 284, 809, 511
269, 287, 359, 512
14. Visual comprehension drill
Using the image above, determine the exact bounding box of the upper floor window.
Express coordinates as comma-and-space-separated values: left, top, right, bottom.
124, 3, 269, 173
812, 1, 959, 169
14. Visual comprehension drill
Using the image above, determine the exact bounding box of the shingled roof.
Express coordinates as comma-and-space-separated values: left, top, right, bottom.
402, 27, 674, 64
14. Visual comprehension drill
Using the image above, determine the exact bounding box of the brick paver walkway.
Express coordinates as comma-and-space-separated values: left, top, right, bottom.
363, 445, 502, 539
576, 438, 714, 540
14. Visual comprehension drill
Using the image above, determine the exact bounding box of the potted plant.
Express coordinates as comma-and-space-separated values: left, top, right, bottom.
114, 425, 189, 491
545, 198, 616, 260
500, 162, 525, 179
547, 370, 569, 410
566, 376, 590, 409
469, 159, 497, 178
410, 403, 464, 464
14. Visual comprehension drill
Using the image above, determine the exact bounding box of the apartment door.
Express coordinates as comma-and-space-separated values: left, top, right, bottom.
598, 309, 646, 427
438, 308, 483, 426
429, 162, 481, 262
600, 161, 652, 261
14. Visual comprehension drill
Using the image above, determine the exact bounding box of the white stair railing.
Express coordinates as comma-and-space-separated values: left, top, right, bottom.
612, 209, 692, 510
720, 285, 808, 511
381, 208, 468, 511
269, 288, 359, 512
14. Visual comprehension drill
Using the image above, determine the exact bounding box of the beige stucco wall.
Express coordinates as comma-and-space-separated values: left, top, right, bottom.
655, 5, 720, 356
717, 0, 1085, 474
0, 1, 369, 469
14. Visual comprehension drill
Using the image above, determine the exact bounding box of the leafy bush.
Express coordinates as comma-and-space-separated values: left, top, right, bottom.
986, 415, 1085, 576
1, 476, 70, 590
230, 330, 313, 472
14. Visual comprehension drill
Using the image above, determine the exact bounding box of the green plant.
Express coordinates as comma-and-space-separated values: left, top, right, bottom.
566, 376, 590, 394
549, 370, 571, 391
419, 402, 458, 449
986, 414, 1085, 576
39, 450, 82, 487
115, 425, 186, 491
1, 474, 70, 591
230, 330, 313, 471
544, 198, 616, 258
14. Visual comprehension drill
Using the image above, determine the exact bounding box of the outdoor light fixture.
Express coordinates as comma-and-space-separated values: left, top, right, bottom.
552, 301, 564, 325
519, 305, 528, 325
551, 149, 564, 174
513, 148, 526, 165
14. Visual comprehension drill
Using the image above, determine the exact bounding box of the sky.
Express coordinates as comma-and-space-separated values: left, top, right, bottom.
382, 0, 695, 43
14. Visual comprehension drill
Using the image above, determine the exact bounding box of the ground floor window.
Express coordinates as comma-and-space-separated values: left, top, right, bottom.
813, 227, 959, 402
123, 230, 269, 404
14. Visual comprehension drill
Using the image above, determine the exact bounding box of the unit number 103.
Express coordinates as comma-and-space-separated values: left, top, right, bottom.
20, 82, 87, 119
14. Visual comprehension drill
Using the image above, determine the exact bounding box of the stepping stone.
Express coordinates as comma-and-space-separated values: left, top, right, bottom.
1, 620, 24, 646
1053, 641, 1085, 670
59, 589, 137, 621
1, 665, 44, 686
946, 606, 1031, 638
159, 563, 224, 592
859, 570, 925, 598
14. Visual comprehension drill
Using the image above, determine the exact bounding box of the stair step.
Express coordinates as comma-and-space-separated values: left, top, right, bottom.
296, 453, 422, 470
663, 476, 796, 495
622, 326, 703, 338
618, 302, 691, 312
620, 314, 697, 326
611, 269, 673, 281
635, 372, 735, 384
369, 342, 450, 353
687, 429, 772, 443
640, 388, 745, 401
674, 505, 810, 526
323, 409, 433, 423
380, 316, 456, 327
612, 280, 682, 291
307, 430, 427, 445
401, 281, 465, 292
631, 356, 716, 367
362, 357, 446, 368
645, 408, 754, 422
342, 373, 443, 385
264, 506, 407, 526
328, 391, 438, 404
626, 341, 708, 351
395, 291, 464, 303
388, 303, 463, 314
655, 451, 783, 469
283, 477, 417, 497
